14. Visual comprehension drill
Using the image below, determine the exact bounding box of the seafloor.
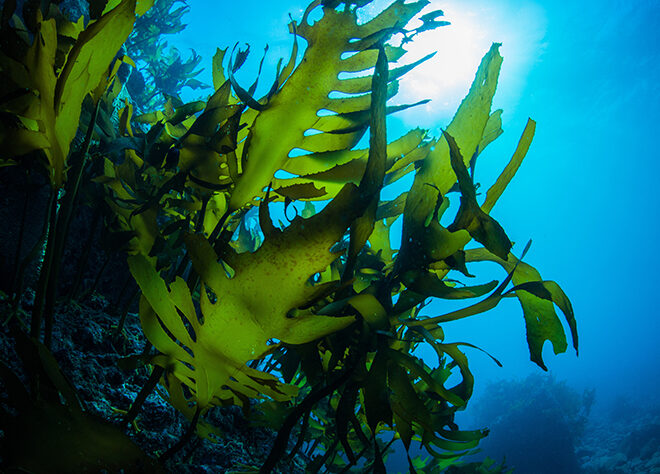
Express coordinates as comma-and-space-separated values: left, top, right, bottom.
2, 288, 659, 472
0, 290, 309, 473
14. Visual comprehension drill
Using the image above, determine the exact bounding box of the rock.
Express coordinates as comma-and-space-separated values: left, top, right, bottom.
640, 437, 660, 460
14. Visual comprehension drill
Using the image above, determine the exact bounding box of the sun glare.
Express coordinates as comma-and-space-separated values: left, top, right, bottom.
382, 0, 547, 130
397, 5, 490, 116
177, 1, 546, 129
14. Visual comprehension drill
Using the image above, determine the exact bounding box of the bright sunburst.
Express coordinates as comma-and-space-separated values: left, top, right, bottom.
364, 0, 548, 130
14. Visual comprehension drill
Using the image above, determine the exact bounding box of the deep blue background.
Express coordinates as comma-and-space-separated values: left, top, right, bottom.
168, 0, 660, 464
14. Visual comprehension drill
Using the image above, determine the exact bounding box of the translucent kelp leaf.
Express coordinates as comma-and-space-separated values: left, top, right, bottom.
55, 0, 138, 178
463, 247, 577, 370
444, 130, 512, 260
100, 159, 159, 255
482, 118, 536, 213
102, 0, 153, 16
369, 217, 395, 262
211, 48, 228, 91
273, 129, 426, 202
402, 270, 498, 300
387, 349, 465, 408
348, 293, 388, 330
228, 0, 436, 210
398, 43, 503, 270
344, 44, 389, 279
510, 280, 577, 353
129, 181, 373, 408
477, 109, 504, 160
127, 62, 392, 413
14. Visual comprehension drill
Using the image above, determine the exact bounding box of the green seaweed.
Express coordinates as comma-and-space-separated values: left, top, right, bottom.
0, 0, 153, 185
0, 0, 578, 471
96, 2, 577, 470
123, 0, 208, 112
0, 0, 152, 346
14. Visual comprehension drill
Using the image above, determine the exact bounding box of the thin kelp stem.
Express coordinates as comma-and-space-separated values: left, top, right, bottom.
110, 275, 135, 341
67, 206, 102, 302
122, 364, 165, 430
31, 190, 58, 341
260, 370, 352, 473
306, 437, 321, 458
115, 274, 134, 304
11, 169, 30, 294
159, 405, 202, 462
80, 252, 111, 301
338, 443, 371, 474
42, 97, 102, 347
285, 408, 311, 461
311, 439, 339, 474
371, 437, 388, 474
112, 286, 140, 342
11, 177, 49, 318
196, 196, 208, 233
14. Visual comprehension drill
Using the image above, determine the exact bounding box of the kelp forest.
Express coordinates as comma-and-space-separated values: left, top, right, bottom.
0, 0, 577, 472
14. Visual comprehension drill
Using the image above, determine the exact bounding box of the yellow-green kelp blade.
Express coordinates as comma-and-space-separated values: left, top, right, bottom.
398, 43, 503, 270
0, 0, 143, 188
228, 0, 436, 210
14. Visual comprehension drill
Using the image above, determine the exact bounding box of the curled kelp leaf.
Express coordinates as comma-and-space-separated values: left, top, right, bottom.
397, 43, 503, 272
463, 247, 578, 370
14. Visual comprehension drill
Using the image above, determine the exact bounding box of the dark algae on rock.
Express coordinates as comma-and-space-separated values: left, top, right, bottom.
0, 0, 577, 472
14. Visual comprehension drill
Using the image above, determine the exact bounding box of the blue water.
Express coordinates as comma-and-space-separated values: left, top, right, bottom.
167, 1, 660, 470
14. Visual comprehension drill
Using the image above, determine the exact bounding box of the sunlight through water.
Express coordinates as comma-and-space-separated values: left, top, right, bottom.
358, 0, 549, 130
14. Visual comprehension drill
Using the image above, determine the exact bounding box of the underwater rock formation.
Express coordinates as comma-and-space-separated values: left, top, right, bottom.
469, 375, 593, 474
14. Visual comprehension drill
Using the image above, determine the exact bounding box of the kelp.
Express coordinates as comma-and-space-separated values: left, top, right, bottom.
95, 1, 578, 470
0, 0, 149, 187
123, 0, 208, 112
0, 0, 159, 351
95, 2, 578, 471
0, 0, 577, 471
229, 0, 439, 210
